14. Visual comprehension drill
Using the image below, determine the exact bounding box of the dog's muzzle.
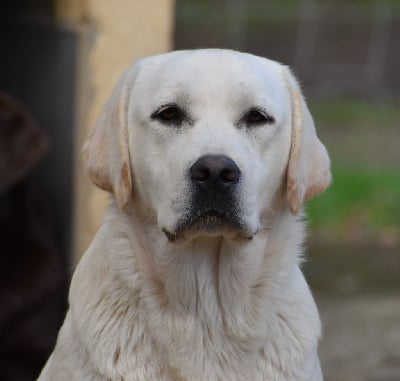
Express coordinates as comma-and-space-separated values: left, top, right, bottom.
163, 154, 249, 241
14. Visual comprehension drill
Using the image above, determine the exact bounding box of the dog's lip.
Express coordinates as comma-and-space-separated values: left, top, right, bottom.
163, 209, 253, 242
183, 209, 234, 230
195, 209, 229, 222
162, 228, 180, 242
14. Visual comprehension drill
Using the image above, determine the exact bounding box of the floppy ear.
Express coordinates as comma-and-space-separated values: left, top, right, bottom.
283, 67, 331, 214
82, 65, 139, 209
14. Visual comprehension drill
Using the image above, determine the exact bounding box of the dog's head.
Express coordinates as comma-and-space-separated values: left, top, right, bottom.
83, 50, 330, 242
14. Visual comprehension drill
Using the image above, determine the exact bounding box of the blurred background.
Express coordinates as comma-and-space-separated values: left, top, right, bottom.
0, 0, 399, 380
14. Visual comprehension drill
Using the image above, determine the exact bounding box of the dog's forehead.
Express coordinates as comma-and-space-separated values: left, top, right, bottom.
136, 50, 288, 108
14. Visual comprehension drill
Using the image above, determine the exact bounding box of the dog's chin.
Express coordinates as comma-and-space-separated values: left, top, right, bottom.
162, 211, 255, 243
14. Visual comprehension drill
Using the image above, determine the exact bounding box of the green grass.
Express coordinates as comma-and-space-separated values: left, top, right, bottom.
307, 167, 400, 231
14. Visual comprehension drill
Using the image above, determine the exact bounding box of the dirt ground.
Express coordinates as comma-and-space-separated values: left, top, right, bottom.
305, 242, 400, 381
318, 295, 400, 381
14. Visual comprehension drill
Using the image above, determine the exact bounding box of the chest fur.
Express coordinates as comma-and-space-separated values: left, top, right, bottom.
69, 277, 318, 381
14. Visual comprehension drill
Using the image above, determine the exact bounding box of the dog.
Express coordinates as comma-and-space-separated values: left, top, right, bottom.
38, 49, 330, 381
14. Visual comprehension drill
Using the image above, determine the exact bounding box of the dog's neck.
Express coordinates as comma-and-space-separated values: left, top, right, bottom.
110, 202, 304, 347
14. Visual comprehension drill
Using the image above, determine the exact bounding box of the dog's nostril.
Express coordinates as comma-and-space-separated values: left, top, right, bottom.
220, 166, 239, 183
191, 166, 210, 182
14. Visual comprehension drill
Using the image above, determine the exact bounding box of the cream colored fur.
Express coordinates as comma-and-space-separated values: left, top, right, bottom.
38, 49, 330, 381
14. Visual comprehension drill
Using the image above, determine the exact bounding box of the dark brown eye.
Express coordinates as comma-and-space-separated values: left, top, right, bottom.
244, 109, 275, 126
151, 105, 184, 125
159, 107, 179, 120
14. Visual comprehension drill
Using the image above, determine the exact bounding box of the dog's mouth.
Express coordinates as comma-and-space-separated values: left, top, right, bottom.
186, 209, 236, 232
162, 209, 249, 242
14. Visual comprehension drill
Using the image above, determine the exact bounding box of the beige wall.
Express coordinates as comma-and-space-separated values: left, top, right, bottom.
56, 0, 175, 264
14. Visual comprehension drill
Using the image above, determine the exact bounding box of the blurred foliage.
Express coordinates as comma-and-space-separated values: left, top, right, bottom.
310, 98, 400, 130
305, 98, 399, 295
306, 98, 400, 239
307, 167, 400, 230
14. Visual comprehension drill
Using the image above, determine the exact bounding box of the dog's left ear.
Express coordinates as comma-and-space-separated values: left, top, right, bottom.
283, 67, 331, 214
82, 63, 139, 209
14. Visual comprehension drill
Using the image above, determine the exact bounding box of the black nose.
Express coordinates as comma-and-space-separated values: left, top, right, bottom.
190, 154, 241, 194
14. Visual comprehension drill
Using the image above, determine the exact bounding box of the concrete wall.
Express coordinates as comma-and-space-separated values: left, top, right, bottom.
56, 0, 175, 263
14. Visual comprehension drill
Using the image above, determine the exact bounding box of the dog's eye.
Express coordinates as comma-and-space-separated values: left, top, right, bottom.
159, 107, 179, 120
244, 109, 275, 126
152, 105, 184, 125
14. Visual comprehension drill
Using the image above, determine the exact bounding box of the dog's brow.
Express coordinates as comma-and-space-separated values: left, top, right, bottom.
157, 89, 192, 107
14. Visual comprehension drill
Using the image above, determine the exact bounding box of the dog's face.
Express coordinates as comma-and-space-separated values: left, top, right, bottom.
129, 51, 292, 240
83, 50, 331, 242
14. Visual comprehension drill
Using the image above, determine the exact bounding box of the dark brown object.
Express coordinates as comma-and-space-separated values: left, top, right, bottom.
0, 91, 65, 381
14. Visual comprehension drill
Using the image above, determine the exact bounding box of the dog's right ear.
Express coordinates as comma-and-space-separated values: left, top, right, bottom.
82, 63, 139, 209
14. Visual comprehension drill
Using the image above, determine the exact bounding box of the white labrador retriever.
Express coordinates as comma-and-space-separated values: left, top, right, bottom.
38, 49, 330, 381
